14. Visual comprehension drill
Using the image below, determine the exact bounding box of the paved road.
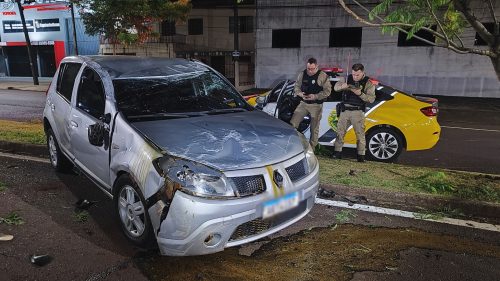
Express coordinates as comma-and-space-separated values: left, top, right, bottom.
1, 89, 499, 174
1, 154, 499, 280
0, 89, 45, 121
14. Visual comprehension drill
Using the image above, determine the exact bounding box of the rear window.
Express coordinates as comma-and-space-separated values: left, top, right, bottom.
56, 63, 81, 101
113, 71, 249, 118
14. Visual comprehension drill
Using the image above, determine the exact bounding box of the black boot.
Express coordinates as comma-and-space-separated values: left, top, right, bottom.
357, 154, 365, 162
332, 151, 342, 159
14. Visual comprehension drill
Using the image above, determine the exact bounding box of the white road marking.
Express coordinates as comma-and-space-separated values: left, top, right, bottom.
0, 151, 50, 164
315, 198, 500, 233
441, 125, 500, 133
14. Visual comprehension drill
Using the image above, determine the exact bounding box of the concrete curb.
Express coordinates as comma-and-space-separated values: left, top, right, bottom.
322, 184, 500, 224
0, 141, 48, 158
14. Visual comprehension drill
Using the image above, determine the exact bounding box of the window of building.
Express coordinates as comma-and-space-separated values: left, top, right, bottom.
329, 27, 362, 47
188, 18, 203, 35
161, 20, 176, 36
397, 26, 436, 46
229, 16, 254, 33
475, 22, 495, 46
272, 29, 301, 48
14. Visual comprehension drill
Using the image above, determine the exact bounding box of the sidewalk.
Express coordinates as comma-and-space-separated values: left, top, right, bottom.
0, 77, 51, 92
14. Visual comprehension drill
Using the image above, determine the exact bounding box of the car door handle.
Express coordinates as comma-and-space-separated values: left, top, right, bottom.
70, 121, 78, 128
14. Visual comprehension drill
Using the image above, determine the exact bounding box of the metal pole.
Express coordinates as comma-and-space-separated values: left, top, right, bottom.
16, 0, 38, 85
70, 2, 79, 55
233, 0, 240, 89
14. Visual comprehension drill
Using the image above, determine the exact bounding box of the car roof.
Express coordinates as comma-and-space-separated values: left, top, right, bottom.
64, 55, 209, 79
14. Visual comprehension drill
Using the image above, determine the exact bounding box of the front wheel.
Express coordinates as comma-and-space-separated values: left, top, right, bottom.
366, 128, 403, 162
114, 175, 154, 246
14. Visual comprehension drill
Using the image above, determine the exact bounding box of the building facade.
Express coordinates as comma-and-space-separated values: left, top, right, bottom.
255, 0, 499, 98
0, 0, 98, 77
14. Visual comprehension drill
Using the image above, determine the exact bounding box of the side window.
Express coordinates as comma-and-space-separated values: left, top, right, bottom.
77, 67, 105, 119
56, 63, 82, 102
267, 81, 285, 103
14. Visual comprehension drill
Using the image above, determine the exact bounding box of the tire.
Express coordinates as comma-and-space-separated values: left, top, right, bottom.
366, 128, 403, 162
114, 174, 154, 246
46, 128, 72, 172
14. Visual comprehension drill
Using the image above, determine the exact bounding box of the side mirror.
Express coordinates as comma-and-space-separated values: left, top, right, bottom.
101, 113, 112, 124
88, 121, 105, 146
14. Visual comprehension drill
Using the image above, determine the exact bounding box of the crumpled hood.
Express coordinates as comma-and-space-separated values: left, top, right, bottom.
131, 111, 304, 171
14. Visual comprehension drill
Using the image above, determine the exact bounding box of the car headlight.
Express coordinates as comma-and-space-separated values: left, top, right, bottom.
175, 166, 235, 198
299, 134, 318, 174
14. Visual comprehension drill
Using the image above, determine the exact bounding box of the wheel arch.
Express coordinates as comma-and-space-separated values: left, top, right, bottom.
366, 124, 407, 150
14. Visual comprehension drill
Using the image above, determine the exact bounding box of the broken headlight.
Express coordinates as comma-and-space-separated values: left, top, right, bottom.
176, 166, 235, 198
299, 134, 318, 174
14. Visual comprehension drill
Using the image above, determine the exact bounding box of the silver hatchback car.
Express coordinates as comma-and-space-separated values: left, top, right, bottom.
43, 56, 319, 256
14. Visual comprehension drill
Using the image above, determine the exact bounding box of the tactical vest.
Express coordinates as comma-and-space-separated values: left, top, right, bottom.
301, 70, 324, 104
342, 74, 370, 107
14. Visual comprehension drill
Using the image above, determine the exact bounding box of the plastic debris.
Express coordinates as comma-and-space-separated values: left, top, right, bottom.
343, 195, 368, 206
75, 199, 97, 210
0, 233, 14, 241
30, 254, 53, 266
318, 187, 336, 199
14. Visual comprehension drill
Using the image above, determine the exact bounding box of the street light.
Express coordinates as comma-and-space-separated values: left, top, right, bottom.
15, 0, 39, 85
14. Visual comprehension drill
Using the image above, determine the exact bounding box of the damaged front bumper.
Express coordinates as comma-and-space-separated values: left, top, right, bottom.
148, 162, 319, 256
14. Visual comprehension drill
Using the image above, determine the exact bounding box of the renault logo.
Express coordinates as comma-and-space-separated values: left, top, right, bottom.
273, 170, 284, 188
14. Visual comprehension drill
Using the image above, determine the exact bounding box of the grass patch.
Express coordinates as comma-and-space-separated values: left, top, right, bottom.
73, 210, 89, 223
318, 156, 500, 203
0, 181, 6, 192
0, 120, 45, 145
0, 212, 24, 225
335, 210, 357, 223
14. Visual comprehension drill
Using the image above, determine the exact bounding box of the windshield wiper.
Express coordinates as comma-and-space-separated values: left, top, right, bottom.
205, 108, 248, 115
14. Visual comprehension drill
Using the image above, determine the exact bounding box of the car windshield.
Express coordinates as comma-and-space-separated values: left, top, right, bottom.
113, 71, 250, 119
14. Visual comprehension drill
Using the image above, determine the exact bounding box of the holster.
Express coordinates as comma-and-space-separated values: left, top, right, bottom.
336, 103, 345, 117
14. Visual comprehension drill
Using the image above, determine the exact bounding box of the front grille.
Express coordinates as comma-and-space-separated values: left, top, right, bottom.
229, 200, 308, 241
229, 175, 266, 197
285, 158, 307, 182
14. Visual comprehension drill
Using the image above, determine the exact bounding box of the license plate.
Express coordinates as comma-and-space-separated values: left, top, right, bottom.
262, 192, 300, 219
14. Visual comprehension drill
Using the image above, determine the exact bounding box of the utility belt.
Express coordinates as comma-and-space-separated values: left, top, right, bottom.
302, 100, 324, 104
336, 103, 365, 117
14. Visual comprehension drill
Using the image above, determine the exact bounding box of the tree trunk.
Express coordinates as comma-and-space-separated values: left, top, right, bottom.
492, 55, 500, 81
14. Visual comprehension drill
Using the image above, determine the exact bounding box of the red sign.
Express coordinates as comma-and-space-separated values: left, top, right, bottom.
2, 11, 16, 16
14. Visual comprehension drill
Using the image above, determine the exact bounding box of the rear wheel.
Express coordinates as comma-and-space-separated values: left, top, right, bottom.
46, 128, 72, 172
366, 128, 403, 162
114, 175, 154, 246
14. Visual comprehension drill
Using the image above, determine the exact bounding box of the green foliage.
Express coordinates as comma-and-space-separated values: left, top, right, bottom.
413, 171, 455, 193
77, 0, 191, 43
117, 32, 139, 46
335, 210, 357, 223
0, 212, 24, 225
73, 210, 89, 223
0, 182, 6, 192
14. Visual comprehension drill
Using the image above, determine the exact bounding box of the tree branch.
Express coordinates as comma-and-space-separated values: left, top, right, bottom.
453, 0, 494, 45
425, 0, 450, 46
484, 0, 498, 28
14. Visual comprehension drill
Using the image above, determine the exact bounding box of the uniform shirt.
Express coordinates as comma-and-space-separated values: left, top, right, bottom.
334, 76, 376, 104
294, 70, 332, 101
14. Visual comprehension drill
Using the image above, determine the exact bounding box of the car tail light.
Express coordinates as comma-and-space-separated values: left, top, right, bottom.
420, 106, 438, 116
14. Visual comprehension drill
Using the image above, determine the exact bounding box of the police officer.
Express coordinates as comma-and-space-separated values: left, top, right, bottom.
332, 63, 375, 162
290, 57, 332, 148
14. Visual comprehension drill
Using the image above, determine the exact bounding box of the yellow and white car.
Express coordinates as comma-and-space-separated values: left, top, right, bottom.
252, 78, 441, 162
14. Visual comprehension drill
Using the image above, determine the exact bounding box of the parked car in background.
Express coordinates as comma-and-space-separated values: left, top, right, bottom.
252, 73, 441, 162
43, 56, 319, 256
